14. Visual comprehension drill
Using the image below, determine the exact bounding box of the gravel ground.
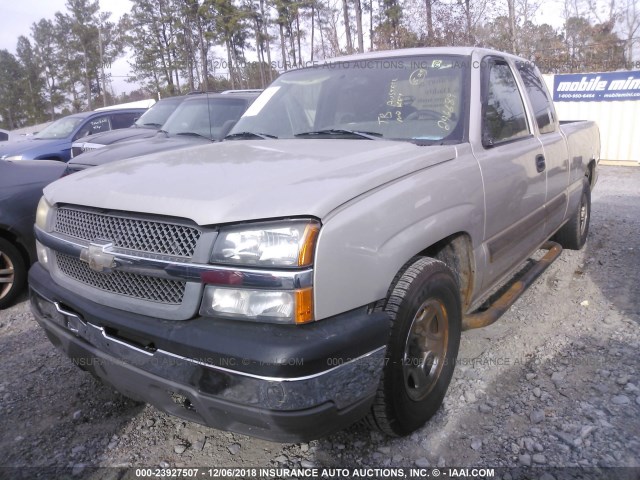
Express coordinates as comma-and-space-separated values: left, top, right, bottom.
1, 166, 639, 478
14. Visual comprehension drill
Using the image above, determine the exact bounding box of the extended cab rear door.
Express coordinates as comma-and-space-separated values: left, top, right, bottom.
515, 63, 570, 238
474, 56, 547, 290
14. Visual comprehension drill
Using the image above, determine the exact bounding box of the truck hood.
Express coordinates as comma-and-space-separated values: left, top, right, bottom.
0, 138, 65, 159
44, 139, 457, 226
69, 134, 209, 167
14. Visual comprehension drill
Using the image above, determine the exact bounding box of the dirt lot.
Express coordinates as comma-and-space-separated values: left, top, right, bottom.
1, 166, 639, 478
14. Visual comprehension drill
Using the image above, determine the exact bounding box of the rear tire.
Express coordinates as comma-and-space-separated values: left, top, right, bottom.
0, 238, 27, 309
367, 257, 461, 436
554, 177, 591, 250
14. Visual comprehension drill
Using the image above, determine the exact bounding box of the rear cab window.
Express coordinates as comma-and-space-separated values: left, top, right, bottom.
516, 62, 557, 134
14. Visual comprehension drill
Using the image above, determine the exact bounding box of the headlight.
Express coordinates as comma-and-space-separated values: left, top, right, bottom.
200, 286, 313, 324
35, 196, 52, 230
3, 155, 23, 160
204, 219, 319, 324
211, 220, 320, 267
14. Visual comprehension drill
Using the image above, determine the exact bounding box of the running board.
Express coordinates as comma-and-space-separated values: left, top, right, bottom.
462, 242, 562, 331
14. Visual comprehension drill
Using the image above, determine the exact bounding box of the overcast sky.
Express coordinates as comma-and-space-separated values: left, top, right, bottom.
1, 0, 571, 98
1, 0, 138, 95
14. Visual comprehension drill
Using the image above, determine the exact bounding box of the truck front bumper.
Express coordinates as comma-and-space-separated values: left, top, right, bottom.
29, 264, 389, 442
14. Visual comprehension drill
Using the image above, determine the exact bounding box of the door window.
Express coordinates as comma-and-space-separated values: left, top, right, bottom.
75, 115, 111, 139
482, 60, 530, 146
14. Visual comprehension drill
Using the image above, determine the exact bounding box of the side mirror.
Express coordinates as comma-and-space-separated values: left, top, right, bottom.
482, 131, 494, 148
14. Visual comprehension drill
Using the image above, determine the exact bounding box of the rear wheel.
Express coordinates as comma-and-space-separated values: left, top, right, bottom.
367, 257, 461, 436
554, 177, 591, 250
0, 238, 27, 309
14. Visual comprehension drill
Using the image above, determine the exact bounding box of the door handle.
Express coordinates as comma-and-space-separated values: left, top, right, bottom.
535, 154, 546, 173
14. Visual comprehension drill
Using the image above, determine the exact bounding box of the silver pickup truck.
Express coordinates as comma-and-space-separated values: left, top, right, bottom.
29, 47, 599, 442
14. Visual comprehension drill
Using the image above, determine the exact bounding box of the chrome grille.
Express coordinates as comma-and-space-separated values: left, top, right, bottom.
54, 207, 201, 258
56, 253, 185, 304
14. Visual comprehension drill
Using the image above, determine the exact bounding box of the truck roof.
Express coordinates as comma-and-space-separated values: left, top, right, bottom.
319, 46, 528, 65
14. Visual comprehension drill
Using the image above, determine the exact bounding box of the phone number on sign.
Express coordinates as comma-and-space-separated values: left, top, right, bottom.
556, 93, 597, 99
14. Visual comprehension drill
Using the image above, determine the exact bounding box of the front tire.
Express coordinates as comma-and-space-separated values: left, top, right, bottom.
0, 238, 27, 309
368, 257, 462, 436
554, 177, 591, 250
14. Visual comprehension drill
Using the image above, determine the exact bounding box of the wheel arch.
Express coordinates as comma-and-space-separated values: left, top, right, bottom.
418, 232, 475, 311
586, 158, 597, 189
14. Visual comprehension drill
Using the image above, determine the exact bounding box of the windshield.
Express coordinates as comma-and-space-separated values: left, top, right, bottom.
230, 55, 469, 143
35, 116, 84, 139
134, 99, 181, 128
163, 97, 250, 140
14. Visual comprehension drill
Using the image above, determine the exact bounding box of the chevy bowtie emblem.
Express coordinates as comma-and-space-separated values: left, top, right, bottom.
79, 241, 116, 273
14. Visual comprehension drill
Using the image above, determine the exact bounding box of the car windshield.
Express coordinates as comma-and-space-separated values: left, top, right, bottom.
134, 99, 180, 128
230, 55, 469, 144
34, 117, 85, 139
162, 97, 249, 140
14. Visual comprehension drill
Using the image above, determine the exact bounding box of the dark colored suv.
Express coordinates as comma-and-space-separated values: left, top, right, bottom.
70, 96, 189, 158
64, 92, 259, 174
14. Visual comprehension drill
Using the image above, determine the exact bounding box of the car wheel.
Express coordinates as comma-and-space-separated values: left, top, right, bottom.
367, 257, 462, 436
0, 238, 27, 309
553, 177, 591, 250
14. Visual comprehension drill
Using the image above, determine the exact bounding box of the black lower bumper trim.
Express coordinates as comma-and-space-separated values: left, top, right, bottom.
35, 308, 376, 442
28, 263, 390, 378
28, 263, 389, 441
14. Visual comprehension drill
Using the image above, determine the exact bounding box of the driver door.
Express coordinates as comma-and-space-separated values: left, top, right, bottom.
474, 57, 547, 289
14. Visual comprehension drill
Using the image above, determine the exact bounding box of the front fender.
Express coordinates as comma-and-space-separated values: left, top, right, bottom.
313, 152, 485, 320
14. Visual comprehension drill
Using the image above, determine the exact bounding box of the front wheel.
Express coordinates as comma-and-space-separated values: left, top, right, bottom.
367, 257, 461, 436
0, 238, 27, 309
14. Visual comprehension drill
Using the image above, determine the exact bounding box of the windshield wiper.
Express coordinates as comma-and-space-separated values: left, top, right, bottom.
142, 122, 163, 127
225, 131, 278, 140
157, 129, 170, 138
411, 139, 459, 147
175, 132, 210, 139
294, 129, 382, 140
